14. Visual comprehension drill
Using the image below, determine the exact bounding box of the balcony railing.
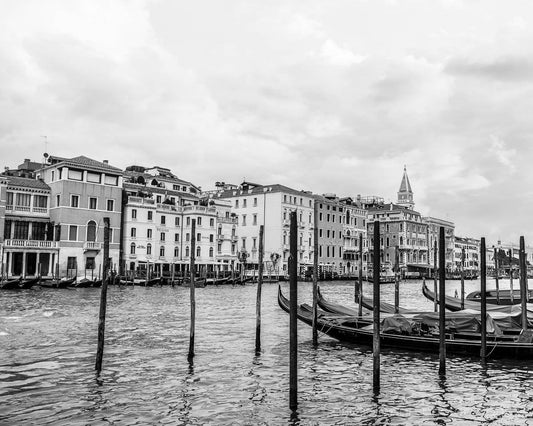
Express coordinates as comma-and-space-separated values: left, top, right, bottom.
4, 239, 58, 249
6, 205, 49, 214
83, 242, 102, 251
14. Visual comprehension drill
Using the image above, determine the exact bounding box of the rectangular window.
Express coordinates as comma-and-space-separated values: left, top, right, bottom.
160, 232, 165, 241
147, 229, 152, 239
67, 257, 77, 269
69, 225, 77, 241
104, 175, 118, 186
68, 169, 83, 181
87, 172, 101, 183
209, 234, 214, 243
186, 217, 190, 226
175, 217, 180, 226
156, 195, 162, 203
242, 215, 246, 226
13, 221, 29, 239
197, 233, 201, 242
253, 197, 257, 206
186, 233, 190, 242
56, 195, 60, 207
131, 228, 136, 237
235, 200, 239, 208
89, 197, 97, 210
148, 211, 153, 221
210, 218, 214, 227
51, 171, 55, 181
71, 195, 79, 208
197, 217, 202, 226
253, 214, 257, 226
106, 200, 114, 211
16, 193, 31, 207
86, 257, 95, 270
132, 209, 137, 219
175, 233, 180, 242
33, 195, 47, 208
241, 237, 246, 249
6, 191, 13, 207
161, 215, 166, 225
243, 199, 247, 208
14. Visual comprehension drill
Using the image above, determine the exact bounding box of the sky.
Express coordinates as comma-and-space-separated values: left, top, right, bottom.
1, 0, 533, 245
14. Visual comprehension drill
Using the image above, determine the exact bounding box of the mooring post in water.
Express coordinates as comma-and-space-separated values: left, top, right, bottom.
358, 233, 363, 317
494, 247, 500, 305
373, 220, 380, 393
460, 248, 465, 310
480, 238, 487, 361
509, 249, 514, 304
255, 225, 264, 354
312, 200, 319, 345
438, 226, 446, 376
394, 245, 400, 314
95, 217, 110, 374
520, 237, 528, 331
433, 240, 438, 313
289, 211, 298, 410
188, 220, 197, 361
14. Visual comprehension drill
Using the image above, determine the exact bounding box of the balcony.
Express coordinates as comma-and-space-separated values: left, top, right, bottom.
4, 239, 59, 249
218, 216, 238, 224
6, 205, 49, 215
217, 234, 225, 240
83, 241, 102, 251
128, 196, 155, 205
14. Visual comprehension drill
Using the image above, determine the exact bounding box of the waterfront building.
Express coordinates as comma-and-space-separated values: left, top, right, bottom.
0, 175, 58, 278
314, 194, 344, 276
37, 155, 124, 278
211, 181, 315, 275
340, 197, 368, 276
122, 165, 221, 277
425, 216, 455, 272
454, 236, 480, 276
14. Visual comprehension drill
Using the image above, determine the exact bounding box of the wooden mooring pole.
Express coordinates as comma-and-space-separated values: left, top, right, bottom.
460, 248, 465, 310
509, 249, 514, 304
373, 220, 380, 393
312, 200, 319, 345
95, 217, 110, 374
480, 238, 487, 361
358, 233, 363, 317
438, 226, 446, 376
289, 211, 298, 410
520, 237, 528, 331
433, 240, 438, 313
188, 219, 197, 361
494, 247, 500, 304
394, 245, 399, 314
255, 225, 264, 353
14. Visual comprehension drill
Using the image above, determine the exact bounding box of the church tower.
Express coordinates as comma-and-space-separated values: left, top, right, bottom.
397, 166, 414, 209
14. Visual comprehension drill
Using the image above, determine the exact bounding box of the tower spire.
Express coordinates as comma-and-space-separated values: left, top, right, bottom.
397, 166, 414, 209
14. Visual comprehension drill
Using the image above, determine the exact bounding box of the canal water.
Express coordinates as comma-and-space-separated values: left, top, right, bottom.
1, 279, 533, 425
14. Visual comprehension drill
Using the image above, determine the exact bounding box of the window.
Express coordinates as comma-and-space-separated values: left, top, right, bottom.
106, 200, 114, 211
174, 247, 179, 257
104, 175, 118, 186
147, 243, 152, 255
217, 243, 222, 253
186, 217, 190, 226
33, 195, 47, 209
175, 217, 180, 226
148, 211, 153, 221
253, 214, 257, 226
283, 195, 287, 202
13, 221, 29, 239
243, 199, 247, 208
196, 246, 201, 257
130, 243, 136, 254
253, 237, 257, 249
242, 215, 246, 226
160, 232, 165, 241
160, 246, 165, 257
235, 200, 239, 208
209, 234, 214, 243
51, 171, 55, 181
69, 225, 77, 241
156, 195, 162, 203
87, 172, 101, 183
197, 217, 202, 226
186, 246, 190, 257
210, 218, 214, 227
70, 195, 79, 208
175, 233, 180, 242
131, 228, 136, 238
87, 221, 97, 242
161, 215, 166, 225
147, 229, 152, 239
186, 233, 190, 242
209, 247, 214, 257
86, 257, 95, 269
197, 233, 201, 242
132, 209, 137, 219
253, 197, 257, 207
242, 237, 246, 248
68, 169, 83, 181
89, 197, 97, 210
67, 257, 77, 269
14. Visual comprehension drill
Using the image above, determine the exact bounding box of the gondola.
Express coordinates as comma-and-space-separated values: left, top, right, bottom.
278, 286, 533, 359
72, 278, 94, 288
39, 277, 76, 289
466, 289, 533, 305
92, 279, 103, 288
182, 278, 207, 288
19, 277, 40, 289
205, 277, 230, 285
0, 278, 22, 290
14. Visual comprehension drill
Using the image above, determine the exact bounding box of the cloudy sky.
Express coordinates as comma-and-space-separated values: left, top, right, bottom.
1, 0, 532, 245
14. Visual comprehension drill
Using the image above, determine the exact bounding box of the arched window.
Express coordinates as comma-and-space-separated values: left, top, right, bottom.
147, 243, 152, 255
174, 247, 179, 257
209, 247, 214, 257
131, 227, 136, 238
130, 243, 136, 254
185, 246, 190, 257
196, 246, 201, 257
160, 246, 165, 257
87, 220, 97, 242
137, 175, 145, 185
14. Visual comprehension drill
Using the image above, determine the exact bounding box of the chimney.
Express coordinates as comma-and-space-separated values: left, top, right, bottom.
103, 160, 109, 164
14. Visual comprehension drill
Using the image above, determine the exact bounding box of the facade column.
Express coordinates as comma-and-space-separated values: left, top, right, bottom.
48, 253, 53, 278
5, 252, 10, 278
36, 252, 40, 276
22, 252, 26, 277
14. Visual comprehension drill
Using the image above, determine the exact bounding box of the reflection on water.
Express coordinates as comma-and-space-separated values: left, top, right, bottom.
1, 279, 533, 424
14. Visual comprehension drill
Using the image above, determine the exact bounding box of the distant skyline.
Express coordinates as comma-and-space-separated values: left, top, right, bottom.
1, 0, 533, 245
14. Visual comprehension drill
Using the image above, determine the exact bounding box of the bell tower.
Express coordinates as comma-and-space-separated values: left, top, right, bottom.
397, 166, 414, 209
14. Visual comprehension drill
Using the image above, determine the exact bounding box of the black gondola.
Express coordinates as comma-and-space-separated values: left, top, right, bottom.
466, 289, 533, 305
0, 278, 22, 290
39, 277, 76, 289
19, 277, 40, 289
278, 286, 533, 359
